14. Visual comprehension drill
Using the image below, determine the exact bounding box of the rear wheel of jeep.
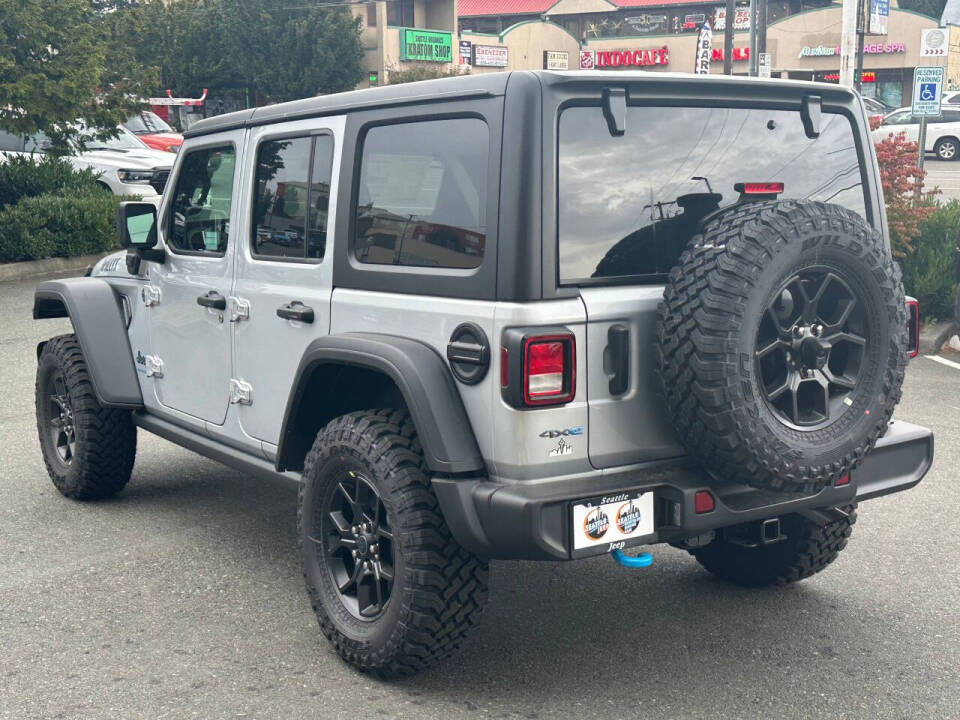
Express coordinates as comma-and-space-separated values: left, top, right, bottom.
298, 409, 488, 678
692, 506, 857, 586
35, 334, 137, 499
657, 201, 907, 493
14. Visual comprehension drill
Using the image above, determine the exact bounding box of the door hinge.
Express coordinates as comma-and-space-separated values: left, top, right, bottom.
144, 355, 164, 378
229, 378, 252, 405
230, 297, 250, 323
141, 285, 161, 307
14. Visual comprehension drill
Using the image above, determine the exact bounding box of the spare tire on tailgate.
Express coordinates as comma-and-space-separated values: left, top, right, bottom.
656, 200, 907, 494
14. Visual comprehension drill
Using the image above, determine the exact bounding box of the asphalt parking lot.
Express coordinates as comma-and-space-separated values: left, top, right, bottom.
924, 158, 960, 202
1, 275, 958, 720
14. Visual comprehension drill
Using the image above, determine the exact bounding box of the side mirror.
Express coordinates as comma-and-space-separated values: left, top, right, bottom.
118, 201, 157, 248
117, 201, 164, 272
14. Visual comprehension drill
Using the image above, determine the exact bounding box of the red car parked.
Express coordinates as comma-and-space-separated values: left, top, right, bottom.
123, 111, 183, 153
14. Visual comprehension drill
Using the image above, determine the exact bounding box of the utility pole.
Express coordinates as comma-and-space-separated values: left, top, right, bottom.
839, 0, 859, 87
854, 0, 866, 92
748, 0, 757, 75
723, 0, 735, 74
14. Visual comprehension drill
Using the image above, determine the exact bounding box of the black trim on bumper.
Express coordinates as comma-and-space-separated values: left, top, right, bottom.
433, 420, 933, 561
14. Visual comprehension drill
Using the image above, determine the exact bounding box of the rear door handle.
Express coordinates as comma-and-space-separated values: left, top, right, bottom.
277, 301, 314, 324
196, 290, 226, 310
606, 324, 630, 396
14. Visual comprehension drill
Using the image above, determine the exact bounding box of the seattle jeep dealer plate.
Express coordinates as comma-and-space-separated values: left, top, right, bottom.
571, 490, 654, 551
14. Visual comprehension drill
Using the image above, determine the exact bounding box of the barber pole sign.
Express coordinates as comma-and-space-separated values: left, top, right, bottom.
695, 21, 712, 74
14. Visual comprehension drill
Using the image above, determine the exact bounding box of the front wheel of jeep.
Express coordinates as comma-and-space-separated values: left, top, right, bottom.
691, 505, 857, 587
298, 409, 488, 678
35, 334, 137, 499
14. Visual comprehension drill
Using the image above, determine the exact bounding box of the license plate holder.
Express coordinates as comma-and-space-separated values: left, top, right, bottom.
571, 489, 655, 557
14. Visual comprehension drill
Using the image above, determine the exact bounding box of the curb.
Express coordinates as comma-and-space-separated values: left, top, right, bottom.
0, 253, 106, 283
918, 319, 956, 356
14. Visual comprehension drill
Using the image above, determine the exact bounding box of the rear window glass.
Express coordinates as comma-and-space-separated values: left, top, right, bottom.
354, 118, 488, 269
558, 106, 868, 284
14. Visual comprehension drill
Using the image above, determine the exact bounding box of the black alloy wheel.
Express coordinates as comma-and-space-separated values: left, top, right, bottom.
35, 334, 137, 499
756, 268, 868, 429
313, 470, 395, 620
46, 371, 76, 465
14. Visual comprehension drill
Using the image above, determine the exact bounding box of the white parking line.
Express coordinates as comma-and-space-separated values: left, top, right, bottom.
924, 354, 960, 370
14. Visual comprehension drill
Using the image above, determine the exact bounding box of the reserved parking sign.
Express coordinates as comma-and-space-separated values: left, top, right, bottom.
912, 66, 944, 116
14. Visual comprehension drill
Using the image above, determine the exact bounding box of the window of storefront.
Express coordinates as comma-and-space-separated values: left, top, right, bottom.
387, 0, 414, 26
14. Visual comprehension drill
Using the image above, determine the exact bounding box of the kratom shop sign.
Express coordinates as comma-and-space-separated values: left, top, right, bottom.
798, 41, 905, 58
400, 28, 453, 62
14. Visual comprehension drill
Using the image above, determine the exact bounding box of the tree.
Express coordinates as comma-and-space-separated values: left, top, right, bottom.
0, 0, 149, 137
112, 0, 364, 104
872, 128, 938, 257
897, 0, 947, 20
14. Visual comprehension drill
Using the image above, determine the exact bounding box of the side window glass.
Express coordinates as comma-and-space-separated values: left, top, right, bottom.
24, 132, 50, 153
168, 145, 236, 255
253, 137, 311, 259
252, 135, 333, 260
354, 118, 488, 269
0, 131, 24, 152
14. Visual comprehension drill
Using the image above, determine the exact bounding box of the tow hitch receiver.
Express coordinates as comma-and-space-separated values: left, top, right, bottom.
726, 518, 786, 549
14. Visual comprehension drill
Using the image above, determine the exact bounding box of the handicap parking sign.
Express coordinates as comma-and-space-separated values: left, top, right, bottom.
912, 67, 944, 116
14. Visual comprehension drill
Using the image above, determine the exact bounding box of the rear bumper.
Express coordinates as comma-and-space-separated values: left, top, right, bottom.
433, 420, 933, 561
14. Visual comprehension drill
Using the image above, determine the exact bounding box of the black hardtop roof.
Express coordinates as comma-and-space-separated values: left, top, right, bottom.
184, 70, 858, 138
183, 71, 512, 138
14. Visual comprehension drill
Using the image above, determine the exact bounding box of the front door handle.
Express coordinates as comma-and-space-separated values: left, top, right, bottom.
277, 300, 314, 324
197, 290, 226, 310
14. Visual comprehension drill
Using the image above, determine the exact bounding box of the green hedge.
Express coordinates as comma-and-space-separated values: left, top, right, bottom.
900, 199, 960, 322
0, 190, 120, 262
0, 155, 121, 263
0, 155, 101, 208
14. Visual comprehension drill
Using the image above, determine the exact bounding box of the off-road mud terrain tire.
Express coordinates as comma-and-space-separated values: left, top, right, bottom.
692, 505, 857, 586
35, 334, 137, 499
657, 200, 907, 493
298, 409, 488, 678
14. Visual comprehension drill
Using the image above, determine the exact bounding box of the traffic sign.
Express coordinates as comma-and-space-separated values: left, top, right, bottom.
912, 66, 944, 116
920, 28, 947, 57
758, 52, 771, 78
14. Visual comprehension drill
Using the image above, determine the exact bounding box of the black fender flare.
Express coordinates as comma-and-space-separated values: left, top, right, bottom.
277, 333, 484, 475
33, 278, 143, 409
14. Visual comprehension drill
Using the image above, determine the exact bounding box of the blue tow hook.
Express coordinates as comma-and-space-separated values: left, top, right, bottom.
610, 549, 653, 568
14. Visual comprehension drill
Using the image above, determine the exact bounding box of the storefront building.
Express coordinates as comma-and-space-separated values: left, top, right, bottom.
353, 0, 460, 87
455, 0, 938, 107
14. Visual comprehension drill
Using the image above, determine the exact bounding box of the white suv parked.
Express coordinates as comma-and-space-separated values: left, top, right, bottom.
0, 126, 173, 201
872, 106, 960, 160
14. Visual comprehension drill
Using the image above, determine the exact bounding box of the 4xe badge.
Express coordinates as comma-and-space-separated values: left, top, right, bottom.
539, 426, 583, 439
583, 507, 609, 540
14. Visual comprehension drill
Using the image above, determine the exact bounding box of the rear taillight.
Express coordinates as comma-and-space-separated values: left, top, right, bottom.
501, 328, 576, 408
524, 335, 575, 405
906, 298, 919, 358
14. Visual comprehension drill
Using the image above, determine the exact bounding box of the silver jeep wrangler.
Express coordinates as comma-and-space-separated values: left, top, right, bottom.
33, 71, 933, 677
